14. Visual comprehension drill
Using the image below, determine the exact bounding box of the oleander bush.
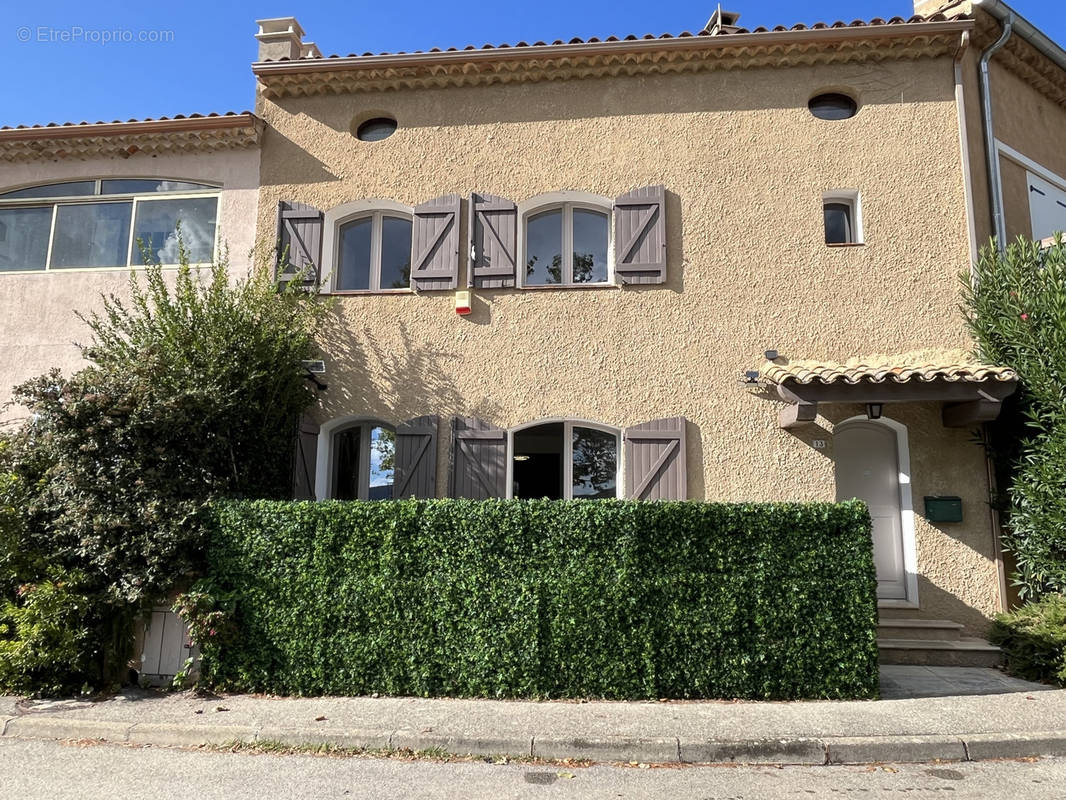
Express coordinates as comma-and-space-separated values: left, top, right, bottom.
990, 593, 1066, 686
195, 498, 879, 700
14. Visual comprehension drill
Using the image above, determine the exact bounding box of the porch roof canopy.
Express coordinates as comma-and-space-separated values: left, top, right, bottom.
763, 354, 1019, 429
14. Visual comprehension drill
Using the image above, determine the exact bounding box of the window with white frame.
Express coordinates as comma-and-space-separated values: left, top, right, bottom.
334, 210, 412, 292
823, 190, 863, 246
509, 420, 620, 500
0, 179, 219, 272
331, 421, 396, 500
520, 194, 612, 287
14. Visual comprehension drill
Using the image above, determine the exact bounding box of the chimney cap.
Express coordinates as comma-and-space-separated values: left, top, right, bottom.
705, 6, 742, 34
256, 17, 306, 39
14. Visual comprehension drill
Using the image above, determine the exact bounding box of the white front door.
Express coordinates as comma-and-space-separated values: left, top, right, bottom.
834, 421, 908, 600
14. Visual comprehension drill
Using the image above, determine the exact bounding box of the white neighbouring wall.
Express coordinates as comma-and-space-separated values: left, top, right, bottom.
0, 146, 261, 425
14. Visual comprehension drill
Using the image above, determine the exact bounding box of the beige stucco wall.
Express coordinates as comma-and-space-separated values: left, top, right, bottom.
257, 55, 1000, 629
0, 147, 260, 424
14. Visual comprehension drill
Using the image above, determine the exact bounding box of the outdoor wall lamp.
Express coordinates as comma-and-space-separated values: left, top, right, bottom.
866, 402, 884, 420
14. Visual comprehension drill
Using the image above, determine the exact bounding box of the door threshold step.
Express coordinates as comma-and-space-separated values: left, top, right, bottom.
877, 619, 965, 641
877, 637, 1003, 667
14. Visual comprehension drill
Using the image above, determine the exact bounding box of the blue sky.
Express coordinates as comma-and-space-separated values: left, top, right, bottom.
3, 0, 1062, 127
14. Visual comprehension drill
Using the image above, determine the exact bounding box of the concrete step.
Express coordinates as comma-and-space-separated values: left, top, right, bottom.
877, 637, 1003, 668
877, 618, 965, 642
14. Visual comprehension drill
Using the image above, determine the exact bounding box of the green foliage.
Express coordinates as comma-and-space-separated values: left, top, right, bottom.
199, 499, 879, 700
990, 594, 1066, 685
963, 236, 1066, 598
0, 572, 99, 697
0, 242, 328, 694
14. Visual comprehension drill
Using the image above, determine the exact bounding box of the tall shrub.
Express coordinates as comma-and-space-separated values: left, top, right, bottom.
963, 237, 1066, 598
0, 242, 328, 692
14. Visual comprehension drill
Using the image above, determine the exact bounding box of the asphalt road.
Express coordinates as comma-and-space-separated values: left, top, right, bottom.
1, 738, 1063, 799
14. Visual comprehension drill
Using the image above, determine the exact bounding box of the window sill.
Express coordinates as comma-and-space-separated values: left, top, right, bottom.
0, 264, 190, 275
825, 242, 866, 248
518, 282, 620, 291
327, 288, 415, 296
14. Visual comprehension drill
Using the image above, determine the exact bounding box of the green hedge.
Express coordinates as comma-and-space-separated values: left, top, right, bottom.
199, 499, 878, 700
990, 593, 1066, 686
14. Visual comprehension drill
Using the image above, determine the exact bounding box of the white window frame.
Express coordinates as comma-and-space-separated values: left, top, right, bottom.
822, 189, 863, 246
321, 199, 414, 294
314, 415, 396, 500
0, 178, 221, 273
517, 192, 614, 288
505, 418, 622, 500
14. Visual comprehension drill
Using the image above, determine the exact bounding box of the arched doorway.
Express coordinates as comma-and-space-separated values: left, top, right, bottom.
834, 418, 916, 604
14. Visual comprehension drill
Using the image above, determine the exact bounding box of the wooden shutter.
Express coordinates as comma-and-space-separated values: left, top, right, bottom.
614, 185, 666, 285
393, 415, 439, 499
293, 416, 320, 500
450, 416, 507, 499
624, 417, 687, 500
469, 193, 517, 289
277, 201, 324, 286
411, 195, 461, 291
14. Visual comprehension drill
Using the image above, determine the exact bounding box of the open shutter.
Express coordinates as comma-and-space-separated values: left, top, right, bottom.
614, 185, 666, 285
293, 416, 320, 500
277, 201, 324, 287
624, 417, 687, 500
393, 415, 439, 499
450, 416, 507, 499
469, 193, 517, 289
411, 195, 461, 291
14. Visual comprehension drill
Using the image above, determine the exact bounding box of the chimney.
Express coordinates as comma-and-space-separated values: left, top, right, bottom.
255, 17, 316, 62
705, 6, 742, 35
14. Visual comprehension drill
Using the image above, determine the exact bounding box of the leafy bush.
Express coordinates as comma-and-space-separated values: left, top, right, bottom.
0, 573, 99, 697
990, 594, 1066, 685
198, 499, 879, 700
963, 237, 1066, 597
0, 244, 328, 693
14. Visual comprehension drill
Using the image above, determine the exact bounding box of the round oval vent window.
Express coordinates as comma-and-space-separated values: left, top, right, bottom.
808, 93, 858, 121
356, 117, 398, 142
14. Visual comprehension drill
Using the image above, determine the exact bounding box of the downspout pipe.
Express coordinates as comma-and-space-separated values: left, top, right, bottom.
977, 8, 1014, 253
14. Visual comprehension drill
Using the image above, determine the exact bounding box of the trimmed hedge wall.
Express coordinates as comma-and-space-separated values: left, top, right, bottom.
200, 499, 878, 700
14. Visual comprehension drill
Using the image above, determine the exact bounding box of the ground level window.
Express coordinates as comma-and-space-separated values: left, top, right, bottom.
511, 421, 619, 500
332, 422, 395, 500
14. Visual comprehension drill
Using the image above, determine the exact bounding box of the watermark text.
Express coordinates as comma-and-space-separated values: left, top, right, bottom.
16, 26, 175, 45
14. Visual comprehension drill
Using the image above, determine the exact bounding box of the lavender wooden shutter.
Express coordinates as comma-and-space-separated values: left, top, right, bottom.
469, 193, 517, 289
293, 416, 320, 500
277, 201, 323, 286
450, 416, 507, 499
393, 415, 439, 499
614, 185, 666, 285
411, 195, 461, 291
624, 417, 687, 500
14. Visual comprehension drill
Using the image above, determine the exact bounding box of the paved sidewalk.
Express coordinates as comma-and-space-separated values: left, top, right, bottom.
1, 667, 1062, 766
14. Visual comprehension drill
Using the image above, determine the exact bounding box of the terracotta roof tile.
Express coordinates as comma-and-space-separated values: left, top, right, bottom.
0, 111, 253, 133
267, 13, 961, 62
761, 351, 1017, 386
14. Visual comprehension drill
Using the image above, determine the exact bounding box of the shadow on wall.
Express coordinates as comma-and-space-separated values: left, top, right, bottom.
317, 308, 502, 426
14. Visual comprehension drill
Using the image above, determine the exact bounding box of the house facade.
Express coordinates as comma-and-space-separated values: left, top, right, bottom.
2, 1, 1065, 663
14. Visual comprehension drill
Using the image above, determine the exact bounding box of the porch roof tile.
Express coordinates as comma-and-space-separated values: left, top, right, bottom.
762, 351, 1018, 386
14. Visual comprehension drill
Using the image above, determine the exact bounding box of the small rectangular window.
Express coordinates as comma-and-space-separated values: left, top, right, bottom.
51, 202, 132, 268
132, 197, 218, 264
823, 192, 862, 246
0, 206, 52, 271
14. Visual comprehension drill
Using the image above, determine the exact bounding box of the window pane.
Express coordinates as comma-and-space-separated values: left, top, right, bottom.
338, 218, 372, 290
572, 427, 618, 499
132, 197, 218, 264
51, 202, 132, 268
368, 426, 395, 500
513, 422, 564, 499
0, 206, 52, 271
379, 216, 411, 289
0, 181, 95, 199
101, 179, 216, 195
525, 209, 563, 285
824, 203, 853, 244
572, 208, 609, 283
333, 427, 362, 501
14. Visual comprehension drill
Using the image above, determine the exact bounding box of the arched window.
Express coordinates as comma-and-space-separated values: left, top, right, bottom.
323, 200, 413, 293
330, 420, 396, 500
0, 178, 220, 272
508, 419, 620, 499
518, 193, 612, 287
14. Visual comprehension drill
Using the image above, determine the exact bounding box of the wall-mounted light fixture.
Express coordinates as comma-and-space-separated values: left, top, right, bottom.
866, 402, 883, 420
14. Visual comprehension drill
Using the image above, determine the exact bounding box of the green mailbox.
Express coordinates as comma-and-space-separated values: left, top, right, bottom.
924, 496, 963, 523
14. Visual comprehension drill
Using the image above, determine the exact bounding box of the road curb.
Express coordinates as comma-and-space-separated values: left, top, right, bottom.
4, 719, 1066, 766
